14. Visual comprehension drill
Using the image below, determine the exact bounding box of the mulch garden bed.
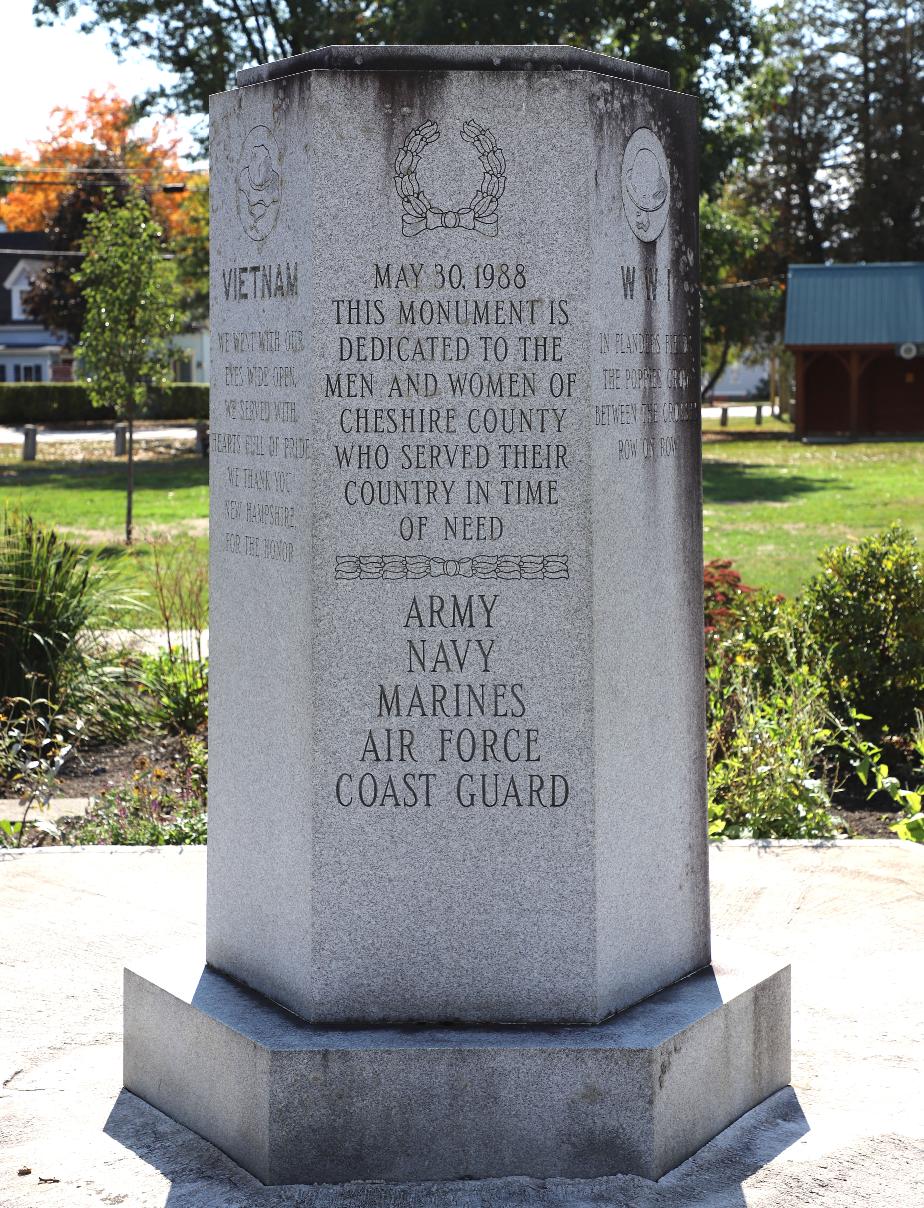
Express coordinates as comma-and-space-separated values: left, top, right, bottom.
3, 711, 904, 839
53, 732, 194, 798
25, 730, 902, 839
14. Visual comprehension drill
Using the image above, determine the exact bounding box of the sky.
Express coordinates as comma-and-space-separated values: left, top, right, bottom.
1, 1, 197, 158
1, 1, 780, 162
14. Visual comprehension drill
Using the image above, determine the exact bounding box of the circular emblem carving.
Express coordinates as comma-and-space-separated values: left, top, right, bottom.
621, 128, 670, 243
237, 126, 281, 242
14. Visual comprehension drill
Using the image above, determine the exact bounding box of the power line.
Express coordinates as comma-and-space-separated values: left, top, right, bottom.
1, 179, 183, 188
1, 175, 193, 193
0, 164, 206, 176
704, 276, 786, 291
0, 248, 84, 257
0, 164, 205, 193
0, 246, 177, 260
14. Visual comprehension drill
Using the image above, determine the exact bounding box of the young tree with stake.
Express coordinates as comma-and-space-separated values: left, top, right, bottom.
74, 192, 183, 545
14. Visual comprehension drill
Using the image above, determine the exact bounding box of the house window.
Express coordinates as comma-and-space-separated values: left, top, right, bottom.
13, 364, 42, 382
10, 269, 34, 321
0, 365, 6, 382
4, 259, 49, 322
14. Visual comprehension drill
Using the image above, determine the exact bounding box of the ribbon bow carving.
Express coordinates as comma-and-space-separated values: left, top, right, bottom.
395, 119, 505, 239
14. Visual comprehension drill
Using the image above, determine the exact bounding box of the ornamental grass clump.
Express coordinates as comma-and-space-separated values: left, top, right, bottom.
0, 510, 106, 705
139, 539, 208, 734
0, 511, 140, 739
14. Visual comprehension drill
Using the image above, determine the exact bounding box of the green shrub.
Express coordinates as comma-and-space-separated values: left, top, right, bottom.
0, 382, 101, 422
801, 525, 924, 733
62, 737, 207, 846
146, 383, 209, 420
0, 382, 208, 424
707, 675, 843, 840
706, 595, 844, 839
705, 548, 924, 841
141, 649, 208, 734
0, 700, 83, 847
704, 558, 753, 635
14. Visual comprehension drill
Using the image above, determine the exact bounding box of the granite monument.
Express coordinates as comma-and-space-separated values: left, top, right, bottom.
124, 44, 790, 1185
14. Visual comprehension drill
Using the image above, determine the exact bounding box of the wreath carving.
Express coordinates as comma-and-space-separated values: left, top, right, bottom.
394, 119, 505, 238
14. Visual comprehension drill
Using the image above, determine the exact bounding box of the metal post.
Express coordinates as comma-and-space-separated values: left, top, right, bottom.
794, 351, 806, 436
848, 349, 861, 438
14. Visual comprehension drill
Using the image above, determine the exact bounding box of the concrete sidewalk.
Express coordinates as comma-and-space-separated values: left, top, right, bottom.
1, 841, 922, 1206
106, 628, 210, 657
701, 404, 775, 419
0, 797, 88, 822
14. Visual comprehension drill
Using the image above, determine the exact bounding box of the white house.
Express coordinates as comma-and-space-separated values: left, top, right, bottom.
0, 231, 69, 381
170, 327, 210, 383
0, 229, 210, 385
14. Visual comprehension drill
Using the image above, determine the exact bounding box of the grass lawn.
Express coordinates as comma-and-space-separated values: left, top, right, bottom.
3, 424, 924, 611
703, 419, 924, 596
0, 443, 208, 623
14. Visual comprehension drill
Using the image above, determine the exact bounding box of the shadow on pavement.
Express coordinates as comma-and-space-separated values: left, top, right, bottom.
104, 1084, 809, 1206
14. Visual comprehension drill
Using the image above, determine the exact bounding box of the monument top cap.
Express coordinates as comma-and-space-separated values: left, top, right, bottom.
235, 43, 670, 91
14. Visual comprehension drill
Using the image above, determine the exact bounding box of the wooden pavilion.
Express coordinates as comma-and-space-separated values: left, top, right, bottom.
784, 262, 924, 437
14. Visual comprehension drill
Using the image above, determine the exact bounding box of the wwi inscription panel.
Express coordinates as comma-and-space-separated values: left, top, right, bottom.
207, 58, 706, 1025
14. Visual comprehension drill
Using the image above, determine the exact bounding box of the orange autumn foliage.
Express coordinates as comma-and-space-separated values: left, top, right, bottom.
0, 88, 196, 239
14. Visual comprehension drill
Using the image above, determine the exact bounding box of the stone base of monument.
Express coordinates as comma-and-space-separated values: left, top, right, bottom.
123, 949, 790, 1186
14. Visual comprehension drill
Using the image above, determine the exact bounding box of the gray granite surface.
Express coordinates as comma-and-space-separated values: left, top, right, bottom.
124, 946, 789, 1184
236, 44, 671, 88
207, 51, 706, 1028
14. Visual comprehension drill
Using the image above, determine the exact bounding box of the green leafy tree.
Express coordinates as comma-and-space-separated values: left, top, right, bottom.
836, 1, 924, 260
699, 193, 782, 397
34, 1, 763, 192
169, 174, 210, 323
73, 192, 183, 545
739, 1, 924, 266
26, 155, 134, 345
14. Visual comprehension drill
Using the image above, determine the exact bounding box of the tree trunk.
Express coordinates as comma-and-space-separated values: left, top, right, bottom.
125, 404, 135, 546
702, 338, 732, 402
860, 4, 873, 260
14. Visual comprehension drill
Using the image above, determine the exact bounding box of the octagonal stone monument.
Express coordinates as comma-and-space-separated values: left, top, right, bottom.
124, 44, 790, 1185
